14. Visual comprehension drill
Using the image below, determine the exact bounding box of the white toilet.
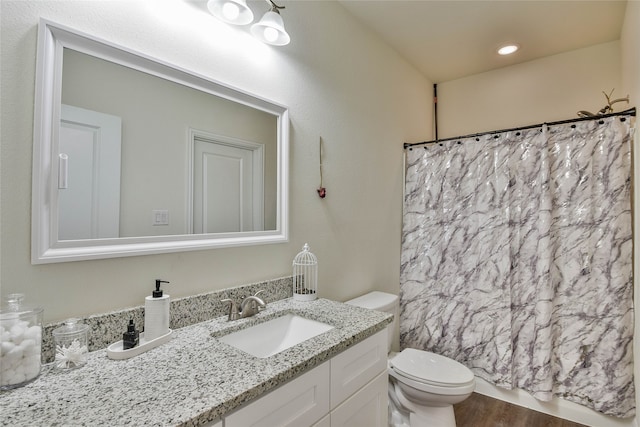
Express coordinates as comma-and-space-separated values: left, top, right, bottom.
345, 291, 475, 427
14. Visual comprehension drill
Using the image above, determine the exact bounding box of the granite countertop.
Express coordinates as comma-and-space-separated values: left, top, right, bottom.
0, 298, 392, 426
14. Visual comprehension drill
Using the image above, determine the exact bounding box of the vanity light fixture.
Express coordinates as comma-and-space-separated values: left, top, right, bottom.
497, 44, 519, 55
207, 0, 291, 46
251, 1, 290, 46
207, 0, 254, 25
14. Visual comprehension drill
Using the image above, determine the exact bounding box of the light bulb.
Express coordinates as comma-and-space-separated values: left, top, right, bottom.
263, 27, 279, 43
222, 2, 240, 21
208, 0, 254, 25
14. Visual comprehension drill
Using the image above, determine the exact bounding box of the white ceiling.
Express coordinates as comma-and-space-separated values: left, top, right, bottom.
338, 0, 628, 83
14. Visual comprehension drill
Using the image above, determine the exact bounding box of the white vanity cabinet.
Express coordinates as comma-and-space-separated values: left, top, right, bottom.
329, 371, 388, 427
328, 330, 388, 427
224, 361, 331, 427
223, 330, 388, 427
330, 329, 388, 408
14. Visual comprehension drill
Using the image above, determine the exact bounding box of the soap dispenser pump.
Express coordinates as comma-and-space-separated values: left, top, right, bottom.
152, 280, 167, 298
144, 279, 170, 342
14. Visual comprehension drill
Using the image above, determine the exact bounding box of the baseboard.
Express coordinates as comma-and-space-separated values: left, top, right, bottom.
473, 377, 636, 427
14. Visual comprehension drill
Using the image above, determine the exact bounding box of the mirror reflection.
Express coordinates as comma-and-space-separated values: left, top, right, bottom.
59, 48, 278, 240
32, 19, 288, 264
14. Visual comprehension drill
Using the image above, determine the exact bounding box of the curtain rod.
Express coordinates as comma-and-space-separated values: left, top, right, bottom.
404, 107, 636, 149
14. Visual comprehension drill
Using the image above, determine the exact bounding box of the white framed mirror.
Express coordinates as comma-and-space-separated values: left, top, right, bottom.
32, 19, 289, 264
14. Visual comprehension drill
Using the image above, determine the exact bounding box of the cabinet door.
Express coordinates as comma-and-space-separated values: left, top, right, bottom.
331, 371, 388, 427
224, 361, 330, 427
330, 330, 387, 408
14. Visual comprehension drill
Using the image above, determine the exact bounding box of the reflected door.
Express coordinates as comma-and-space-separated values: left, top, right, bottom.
58, 104, 122, 240
191, 133, 264, 234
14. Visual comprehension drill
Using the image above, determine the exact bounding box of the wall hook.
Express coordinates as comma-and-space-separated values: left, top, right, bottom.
317, 136, 326, 198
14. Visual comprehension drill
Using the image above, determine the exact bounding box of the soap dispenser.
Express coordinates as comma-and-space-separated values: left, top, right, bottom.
144, 280, 170, 342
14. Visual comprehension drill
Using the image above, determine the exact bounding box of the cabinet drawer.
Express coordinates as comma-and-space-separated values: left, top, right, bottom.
331, 371, 389, 427
224, 361, 330, 427
330, 330, 387, 408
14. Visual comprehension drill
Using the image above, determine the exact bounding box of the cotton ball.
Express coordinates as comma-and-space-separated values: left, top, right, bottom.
4, 345, 24, 365
1, 340, 15, 356
9, 323, 26, 345
19, 339, 40, 359
24, 353, 40, 366
23, 355, 41, 379
6, 360, 18, 375
1, 354, 14, 372
27, 343, 41, 358
19, 338, 34, 349
24, 326, 41, 342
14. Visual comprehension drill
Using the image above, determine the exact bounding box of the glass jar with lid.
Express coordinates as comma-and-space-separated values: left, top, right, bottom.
0, 293, 43, 390
52, 318, 89, 370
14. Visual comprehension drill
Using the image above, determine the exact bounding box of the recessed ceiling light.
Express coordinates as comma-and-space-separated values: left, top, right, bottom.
497, 44, 519, 55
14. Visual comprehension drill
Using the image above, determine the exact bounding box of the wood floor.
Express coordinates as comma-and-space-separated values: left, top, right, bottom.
453, 393, 588, 427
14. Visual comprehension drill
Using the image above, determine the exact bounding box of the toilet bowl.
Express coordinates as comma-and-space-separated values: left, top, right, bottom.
345, 291, 475, 427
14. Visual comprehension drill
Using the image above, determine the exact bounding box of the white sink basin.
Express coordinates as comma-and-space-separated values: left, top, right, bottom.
218, 314, 334, 358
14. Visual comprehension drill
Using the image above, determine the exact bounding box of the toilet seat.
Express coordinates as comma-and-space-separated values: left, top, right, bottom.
389, 348, 475, 395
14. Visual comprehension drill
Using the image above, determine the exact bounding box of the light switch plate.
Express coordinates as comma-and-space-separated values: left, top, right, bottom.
152, 210, 169, 226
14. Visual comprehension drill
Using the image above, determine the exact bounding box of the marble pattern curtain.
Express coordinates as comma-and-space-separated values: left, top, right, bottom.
400, 115, 634, 417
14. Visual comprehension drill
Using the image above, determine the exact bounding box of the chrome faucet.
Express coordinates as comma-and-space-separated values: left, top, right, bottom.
221, 290, 266, 321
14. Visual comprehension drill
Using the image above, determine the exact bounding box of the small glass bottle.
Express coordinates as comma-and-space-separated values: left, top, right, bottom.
122, 319, 139, 350
52, 318, 89, 370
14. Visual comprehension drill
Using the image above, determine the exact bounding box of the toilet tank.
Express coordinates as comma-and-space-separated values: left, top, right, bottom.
345, 291, 398, 352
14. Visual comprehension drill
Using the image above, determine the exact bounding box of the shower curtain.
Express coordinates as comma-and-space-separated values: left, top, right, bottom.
400, 115, 635, 417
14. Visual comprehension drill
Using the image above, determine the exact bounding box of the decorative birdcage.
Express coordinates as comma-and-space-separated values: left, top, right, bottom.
292, 243, 318, 301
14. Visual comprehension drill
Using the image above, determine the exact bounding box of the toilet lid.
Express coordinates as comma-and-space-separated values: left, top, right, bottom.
390, 348, 474, 387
